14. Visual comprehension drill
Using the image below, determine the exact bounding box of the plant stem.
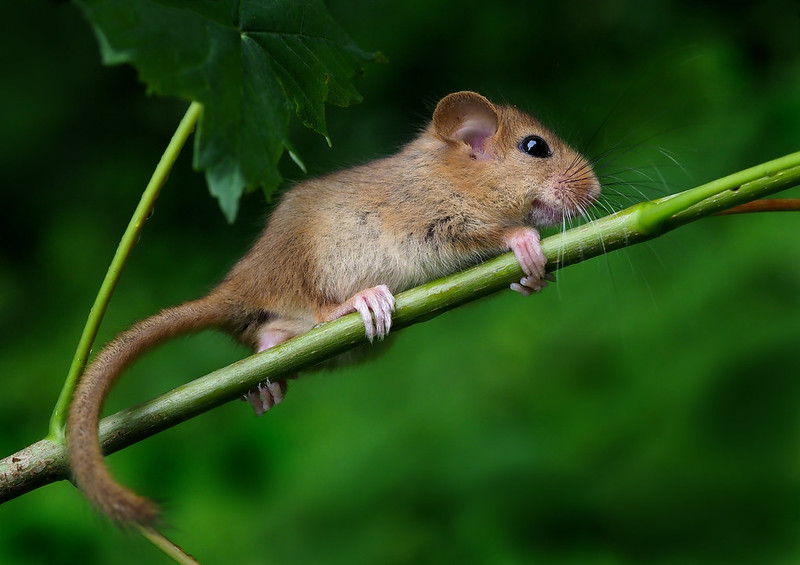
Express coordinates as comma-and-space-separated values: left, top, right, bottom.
716, 198, 800, 215
47, 102, 203, 443
1, 149, 796, 504
137, 526, 200, 565
636, 151, 800, 234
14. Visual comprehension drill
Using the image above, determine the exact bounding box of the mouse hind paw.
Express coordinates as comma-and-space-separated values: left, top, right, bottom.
244, 379, 288, 416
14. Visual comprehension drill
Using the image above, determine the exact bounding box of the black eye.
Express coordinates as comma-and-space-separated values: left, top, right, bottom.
519, 135, 551, 158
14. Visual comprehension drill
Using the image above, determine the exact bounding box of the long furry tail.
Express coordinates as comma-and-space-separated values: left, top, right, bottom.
67, 296, 229, 525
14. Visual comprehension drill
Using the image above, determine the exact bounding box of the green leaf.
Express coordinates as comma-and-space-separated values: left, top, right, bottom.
75, 0, 380, 222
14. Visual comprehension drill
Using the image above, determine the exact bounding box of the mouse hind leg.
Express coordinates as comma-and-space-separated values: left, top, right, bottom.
243, 284, 397, 414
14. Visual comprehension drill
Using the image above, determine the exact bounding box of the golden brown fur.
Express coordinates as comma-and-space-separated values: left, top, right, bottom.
67, 91, 600, 525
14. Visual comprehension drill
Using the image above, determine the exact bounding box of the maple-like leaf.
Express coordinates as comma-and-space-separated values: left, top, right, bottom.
76, 0, 380, 221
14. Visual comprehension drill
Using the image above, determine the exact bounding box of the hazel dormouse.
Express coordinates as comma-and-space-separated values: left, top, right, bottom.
67, 91, 601, 525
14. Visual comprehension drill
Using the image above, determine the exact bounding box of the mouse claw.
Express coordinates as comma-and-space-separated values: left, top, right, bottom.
328, 284, 396, 342
351, 285, 396, 341
510, 282, 532, 297
511, 275, 549, 296
244, 379, 288, 416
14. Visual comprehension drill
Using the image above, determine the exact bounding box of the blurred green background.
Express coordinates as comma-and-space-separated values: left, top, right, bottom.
2, 1, 800, 563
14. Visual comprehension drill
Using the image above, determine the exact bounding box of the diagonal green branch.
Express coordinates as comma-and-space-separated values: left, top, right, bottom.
1, 150, 799, 505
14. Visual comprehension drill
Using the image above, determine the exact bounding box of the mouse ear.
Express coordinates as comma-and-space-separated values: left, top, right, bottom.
433, 91, 499, 160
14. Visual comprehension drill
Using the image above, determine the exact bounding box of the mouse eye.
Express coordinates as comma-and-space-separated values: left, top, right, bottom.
519, 135, 551, 158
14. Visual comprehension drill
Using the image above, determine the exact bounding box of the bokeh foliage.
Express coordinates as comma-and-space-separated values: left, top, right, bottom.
1, 1, 799, 564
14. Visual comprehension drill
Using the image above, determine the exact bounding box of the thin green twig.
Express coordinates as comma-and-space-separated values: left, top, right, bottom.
47, 102, 203, 443
637, 151, 800, 234
137, 525, 201, 565
0, 150, 794, 506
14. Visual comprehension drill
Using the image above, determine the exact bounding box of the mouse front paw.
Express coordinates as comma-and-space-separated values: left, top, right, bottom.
510, 273, 555, 296
505, 228, 549, 296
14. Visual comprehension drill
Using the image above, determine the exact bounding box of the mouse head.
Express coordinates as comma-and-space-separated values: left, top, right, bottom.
432, 91, 601, 227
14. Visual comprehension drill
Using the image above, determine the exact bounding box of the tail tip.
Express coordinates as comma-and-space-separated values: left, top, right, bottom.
106, 496, 160, 527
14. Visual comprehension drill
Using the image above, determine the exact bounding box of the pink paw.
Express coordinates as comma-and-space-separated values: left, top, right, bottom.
510, 274, 555, 296
244, 380, 287, 416
243, 328, 293, 415
506, 228, 548, 296
351, 285, 396, 341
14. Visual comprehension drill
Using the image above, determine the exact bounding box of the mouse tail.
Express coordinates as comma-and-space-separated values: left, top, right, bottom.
67, 294, 231, 526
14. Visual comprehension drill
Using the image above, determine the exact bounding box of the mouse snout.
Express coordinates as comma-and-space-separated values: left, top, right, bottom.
553, 160, 601, 211
527, 162, 600, 227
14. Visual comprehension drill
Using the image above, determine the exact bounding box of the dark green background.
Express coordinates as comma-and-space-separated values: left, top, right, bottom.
2, 1, 800, 563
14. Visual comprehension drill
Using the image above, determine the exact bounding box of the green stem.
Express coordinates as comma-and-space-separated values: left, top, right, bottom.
636, 151, 800, 234
1, 149, 795, 505
47, 102, 203, 443
137, 526, 200, 565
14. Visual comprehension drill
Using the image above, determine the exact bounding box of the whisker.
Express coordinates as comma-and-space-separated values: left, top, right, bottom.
657, 147, 692, 181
